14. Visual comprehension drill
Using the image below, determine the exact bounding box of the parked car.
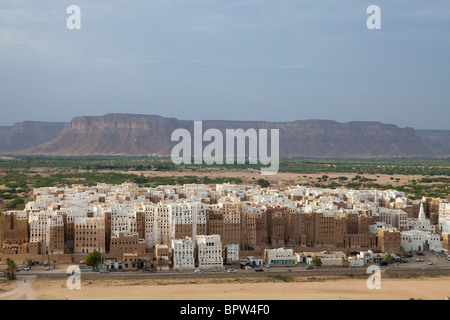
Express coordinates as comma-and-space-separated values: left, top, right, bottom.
211, 268, 219, 272
228, 269, 237, 273
416, 252, 425, 256
415, 258, 424, 262
306, 265, 314, 270
427, 261, 433, 265
255, 268, 264, 272
264, 265, 271, 268
379, 261, 388, 266
100, 269, 109, 273
195, 269, 204, 274
45, 266, 51, 271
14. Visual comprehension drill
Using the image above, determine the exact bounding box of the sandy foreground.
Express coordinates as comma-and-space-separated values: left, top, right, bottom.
2, 276, 450, 300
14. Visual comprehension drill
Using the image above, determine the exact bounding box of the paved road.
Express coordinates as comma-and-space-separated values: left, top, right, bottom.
14, 250, 450, 279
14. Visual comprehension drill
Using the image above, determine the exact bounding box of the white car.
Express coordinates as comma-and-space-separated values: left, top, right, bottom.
264, 265, 271, 268
228, 269, 237, 273
415, 258, 424, 262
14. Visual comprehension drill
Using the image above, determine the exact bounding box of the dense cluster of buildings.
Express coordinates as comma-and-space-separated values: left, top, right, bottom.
0, 183, 449, 270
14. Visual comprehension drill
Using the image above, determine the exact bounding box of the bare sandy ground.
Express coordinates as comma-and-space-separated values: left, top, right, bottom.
3, 166, 445, 189
0, 277, 35, 300
2, 276, 448, 300
116, 169, 444, 189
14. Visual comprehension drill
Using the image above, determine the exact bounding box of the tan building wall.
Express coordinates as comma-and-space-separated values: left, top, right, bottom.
47, 225, 65, 255
377, 228, 401, 254
313, 213, 346, 247
135, 211, 146, 239
74, 217, 105, 254
345, 233, 377, 249
174, 223, 207, 241
206, 208, 240, 247
29, 241, 41, 255
103, 211, 111, 253
346, 213, 359, 234
110, 232, 145, 254
0, 211, 29, 250
2, 242, 29, 255
255, 211, 268, 246
442, 233, 449, 252
268, 212, 285, 248
240, 211, 256, 249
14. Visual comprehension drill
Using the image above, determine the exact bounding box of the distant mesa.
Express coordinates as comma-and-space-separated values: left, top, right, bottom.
0, 121, 67, 153
0, 113, 448, 158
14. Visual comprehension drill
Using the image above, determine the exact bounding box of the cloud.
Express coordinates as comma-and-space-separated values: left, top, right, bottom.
93, 57, 161, 66
186, 58, 309, 70
0, 27, 50, 54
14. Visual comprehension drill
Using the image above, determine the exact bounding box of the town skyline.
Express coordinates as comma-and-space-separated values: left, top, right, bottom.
1, 182, 448, 268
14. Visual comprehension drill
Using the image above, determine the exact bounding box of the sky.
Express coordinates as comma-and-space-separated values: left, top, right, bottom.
0, 0, 449, 129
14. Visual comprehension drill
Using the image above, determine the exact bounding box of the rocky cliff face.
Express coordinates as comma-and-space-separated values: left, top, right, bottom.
25, 114, 186, 155
415, 130, 450, 156
0, 121, 67, 153
10, 114, 445, 158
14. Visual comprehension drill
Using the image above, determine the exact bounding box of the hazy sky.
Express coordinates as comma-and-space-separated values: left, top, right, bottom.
1, 0, 449, 129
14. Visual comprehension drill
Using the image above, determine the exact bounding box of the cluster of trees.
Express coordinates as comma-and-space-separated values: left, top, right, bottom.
3, 156, 448, 176
5, 258, 17, 280
278, 158, 450, 176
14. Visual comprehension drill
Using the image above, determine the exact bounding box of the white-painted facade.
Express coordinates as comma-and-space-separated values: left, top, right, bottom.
196, 234, 223, 269
172, 237, 195, 270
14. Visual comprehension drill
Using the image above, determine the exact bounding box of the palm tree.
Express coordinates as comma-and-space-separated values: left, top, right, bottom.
384, 253, 395, 266
6, 258, 17, 280
27, 259, 33, 270
311, 256, 322, 267
157, 257, 165, 271
400, 246, 406, 258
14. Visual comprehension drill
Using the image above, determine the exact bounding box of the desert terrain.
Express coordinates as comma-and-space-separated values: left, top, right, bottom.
1, 275, 449, 300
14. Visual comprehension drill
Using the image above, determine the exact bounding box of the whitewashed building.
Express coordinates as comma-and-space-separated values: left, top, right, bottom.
225, 243, 239, 263
439, 203, 450, 234
172, 237, 195, 270
409, 203, 436, 233
196, 235, 223, 269
264, 248, 297, 266
401, 230, 441, 252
